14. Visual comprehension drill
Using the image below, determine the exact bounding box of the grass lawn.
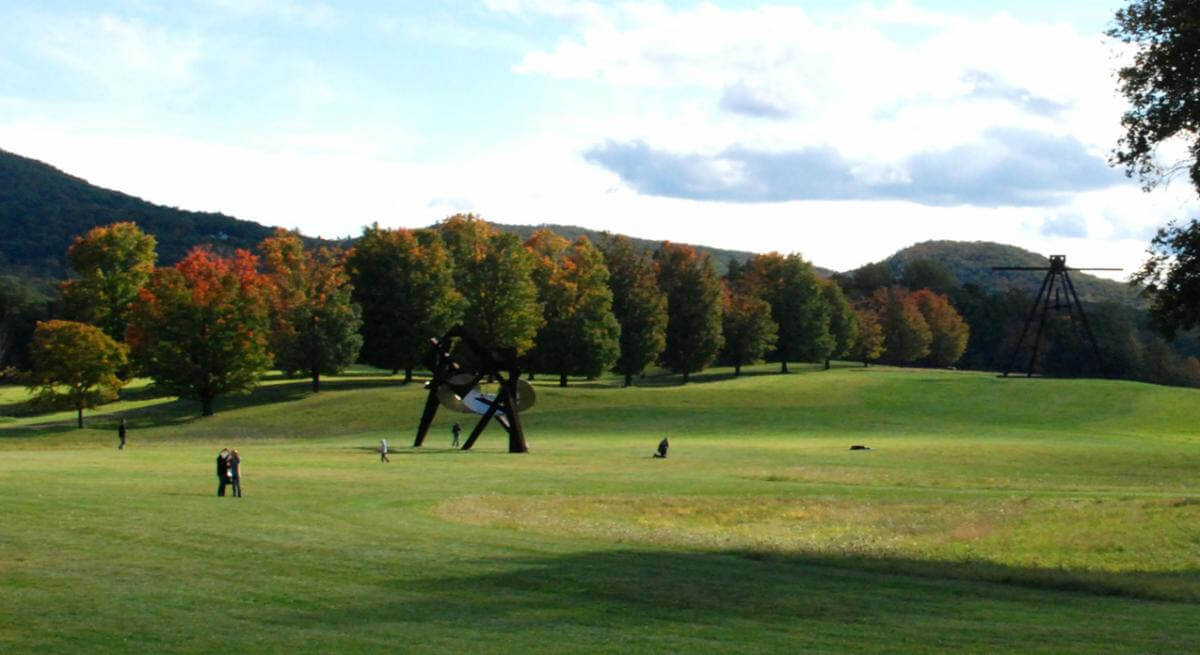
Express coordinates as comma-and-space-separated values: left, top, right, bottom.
1, 364, 1198, 653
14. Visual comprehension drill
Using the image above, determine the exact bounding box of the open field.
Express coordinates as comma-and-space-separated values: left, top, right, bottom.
1, 364, 1199, 653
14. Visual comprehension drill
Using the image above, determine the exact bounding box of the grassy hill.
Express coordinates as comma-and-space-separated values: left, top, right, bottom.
1, 365, 1197, 652
0, 148, 279, 279
883, 240, 1140, 305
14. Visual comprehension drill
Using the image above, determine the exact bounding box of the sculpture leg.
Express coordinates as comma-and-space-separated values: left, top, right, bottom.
413, 388, 441, 447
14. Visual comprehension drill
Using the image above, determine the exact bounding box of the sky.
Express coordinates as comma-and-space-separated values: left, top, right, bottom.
1, 0, 1195, 279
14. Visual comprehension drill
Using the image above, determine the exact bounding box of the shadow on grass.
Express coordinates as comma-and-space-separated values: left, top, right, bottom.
0, 376, 417, 437
278, 549, 1198, 650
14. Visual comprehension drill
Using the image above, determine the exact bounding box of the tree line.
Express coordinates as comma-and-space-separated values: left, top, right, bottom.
17, 215, 977, 424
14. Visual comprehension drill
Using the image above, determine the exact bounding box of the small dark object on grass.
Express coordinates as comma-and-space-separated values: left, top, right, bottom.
653, 437, 669, 458
850, 445, 870, 450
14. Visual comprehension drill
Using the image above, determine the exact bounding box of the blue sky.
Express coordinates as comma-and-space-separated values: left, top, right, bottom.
0, 0, 1188, 276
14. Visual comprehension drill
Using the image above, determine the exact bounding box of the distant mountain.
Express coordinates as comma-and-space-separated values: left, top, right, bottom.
0, 148, 1141, 308
0, 148, 278, 279
881, 240, 1140, 305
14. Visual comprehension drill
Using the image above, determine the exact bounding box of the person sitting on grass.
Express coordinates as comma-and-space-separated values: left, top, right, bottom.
654, 437, 669, 458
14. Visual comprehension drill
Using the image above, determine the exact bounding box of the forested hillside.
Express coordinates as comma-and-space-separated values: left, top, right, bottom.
492, 223, 773, 277
882, 240, 1139, 305
0, 148, 277, 279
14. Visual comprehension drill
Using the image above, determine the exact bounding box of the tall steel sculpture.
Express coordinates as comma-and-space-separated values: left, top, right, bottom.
413, 326, 534, 453
993, 255, 1120, 377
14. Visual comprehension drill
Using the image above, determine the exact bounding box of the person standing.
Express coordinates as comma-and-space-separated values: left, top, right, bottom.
117, 418, 127, 450
451, 422, 461, 448
229, 449, 242, 498
216, 449, 230, 496
380, 438, 390, 463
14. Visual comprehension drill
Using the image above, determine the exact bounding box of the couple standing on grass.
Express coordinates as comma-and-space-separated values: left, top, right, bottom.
216, 448, 242, 497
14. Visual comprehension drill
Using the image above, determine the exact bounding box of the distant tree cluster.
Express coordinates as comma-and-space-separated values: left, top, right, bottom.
27, 204, 1200, 425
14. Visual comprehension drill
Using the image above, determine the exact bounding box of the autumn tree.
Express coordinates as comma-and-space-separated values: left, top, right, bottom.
850, 307, 885, 365
821, 280, 858, 369
27, 320, 128, 428
259, 230, 362, 392
912, 289, 969, 367
345, 224, 464, 382
601, 235, 667, 386
872, 286, 932, 365
437, 217, 542, 353
746, 253, 832, 372
655, 242, 724, 383
719, 281, 777, 376
127, 247, 272, 416
60, 222, 157, 341
525, 230, 620, 386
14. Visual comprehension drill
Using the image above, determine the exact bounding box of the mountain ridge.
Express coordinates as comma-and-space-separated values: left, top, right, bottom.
0, 147, 1140, 306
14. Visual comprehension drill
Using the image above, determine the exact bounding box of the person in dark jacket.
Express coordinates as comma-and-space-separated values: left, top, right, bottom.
117, 418, 127, 450
217, 449, 230, 496
451, 422, 461, 448
229, 449, 242, 498
654, 437, 669, 458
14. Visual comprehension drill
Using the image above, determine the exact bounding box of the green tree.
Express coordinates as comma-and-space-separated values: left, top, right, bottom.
59, 222, 157, 341
821, 280, 859, 369
720, 281, 777, 376
912, 289, 969, 367
27, 320, 128, 428
655, 242, 724, 383
526, 231, 621, 386
346, 224, 464, 382
601, 235, 668, 386
900, 259, 959, 295
1109, 1, 1200, 193
260, 230, 363, 392
439, 217, 542, 353
746, 253, 832, 372
127, 247, 272, 416
1132, 219, 1200, 339
873, 286, 931, 364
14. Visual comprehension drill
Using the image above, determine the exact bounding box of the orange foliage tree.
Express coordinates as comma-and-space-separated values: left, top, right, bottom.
259, 230, 362, 392
127, 247, 271, 416
912, 289, 970, 367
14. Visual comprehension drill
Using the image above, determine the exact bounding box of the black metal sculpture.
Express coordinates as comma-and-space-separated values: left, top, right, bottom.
413, 326, 533, 453
992, 255, 1120, 377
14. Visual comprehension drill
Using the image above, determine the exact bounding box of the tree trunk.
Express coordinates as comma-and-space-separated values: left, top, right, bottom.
559, 371, 568, 387
734, 362, 742, 377
825, 358, 831, 370
682, 370, 690, 384
77, 407, 83, 429
624, 372, 633, 387
404, 367, 413, 384
312, 368, 320, 393
781, 360, 789, 374
201, 395, 215, 416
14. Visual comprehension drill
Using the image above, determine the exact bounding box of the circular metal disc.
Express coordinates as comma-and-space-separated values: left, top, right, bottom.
436, 385, 470, 413
515, 379, 536, 411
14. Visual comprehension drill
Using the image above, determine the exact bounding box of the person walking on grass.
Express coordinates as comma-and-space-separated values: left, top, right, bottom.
216, 449, 230, 496
117, 418, 127, 450
229, 449, 242, 498
451, 422, 461, 448
380, 438, 390, 463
